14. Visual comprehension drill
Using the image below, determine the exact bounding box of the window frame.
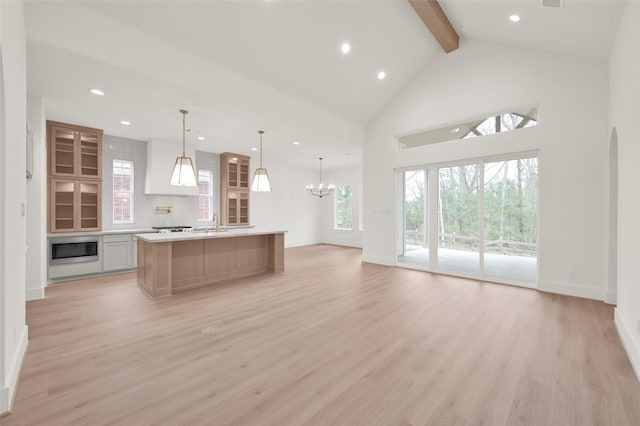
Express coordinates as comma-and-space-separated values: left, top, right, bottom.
334, 184, 353, 231
112, 159, 134, 224
198, 169, 214, 222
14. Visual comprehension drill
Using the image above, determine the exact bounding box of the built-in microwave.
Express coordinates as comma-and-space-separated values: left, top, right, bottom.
49, 236, 99, 265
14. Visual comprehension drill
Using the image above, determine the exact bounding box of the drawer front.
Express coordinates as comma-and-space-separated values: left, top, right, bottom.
103, 234, 132, 243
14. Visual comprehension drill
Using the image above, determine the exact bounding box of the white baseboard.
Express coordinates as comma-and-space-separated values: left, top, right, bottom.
361, 254, 395, 266
538, 280, 606, 301
26, 286, 45, 301
285, 239, 320, 248
605, 290, 617, 305
322, 240, 363, 249
0, 325, 28, 414
615, 308, 640, 381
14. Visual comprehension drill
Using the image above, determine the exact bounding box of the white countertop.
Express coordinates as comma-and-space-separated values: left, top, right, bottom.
48, 225, 255, 238
49, 228, 157, 238
135, 228, 286, 243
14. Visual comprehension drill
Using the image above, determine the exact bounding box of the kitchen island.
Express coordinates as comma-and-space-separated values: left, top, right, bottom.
135, 229, 285, 298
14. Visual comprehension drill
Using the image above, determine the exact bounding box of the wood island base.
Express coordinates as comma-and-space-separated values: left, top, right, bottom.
136, 232, 284, 298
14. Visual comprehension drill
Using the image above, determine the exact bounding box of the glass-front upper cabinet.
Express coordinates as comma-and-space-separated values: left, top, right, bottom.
48, 121, 103, 179
221, 153, 250, 189
50, 179, 102, 232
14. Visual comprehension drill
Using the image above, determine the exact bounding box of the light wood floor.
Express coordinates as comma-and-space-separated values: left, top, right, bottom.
5, 244, 640, 425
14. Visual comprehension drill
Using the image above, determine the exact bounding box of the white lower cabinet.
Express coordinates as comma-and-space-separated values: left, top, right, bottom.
102, 234, 133, 272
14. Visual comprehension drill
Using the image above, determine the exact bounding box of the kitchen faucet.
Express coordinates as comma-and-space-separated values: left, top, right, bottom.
212, 213, 220, 232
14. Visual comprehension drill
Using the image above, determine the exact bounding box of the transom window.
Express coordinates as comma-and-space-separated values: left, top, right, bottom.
398, 106, 538, 150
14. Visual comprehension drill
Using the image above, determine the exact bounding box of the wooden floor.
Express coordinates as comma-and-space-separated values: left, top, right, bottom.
5, 245, 640, 425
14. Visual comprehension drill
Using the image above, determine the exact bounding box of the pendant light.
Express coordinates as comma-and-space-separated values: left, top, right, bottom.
306, 157, 335, 198
170, 109, 197, 186
251, 130, 272, 192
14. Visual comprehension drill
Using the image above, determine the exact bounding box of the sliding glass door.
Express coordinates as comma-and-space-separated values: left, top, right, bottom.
397, 154, 538, 285
437, 164, 480, 275
483, 158, 537, 283
398, 170, 428, 268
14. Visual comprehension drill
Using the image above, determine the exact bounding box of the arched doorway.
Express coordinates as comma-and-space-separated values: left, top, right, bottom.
608, 127, 618, 305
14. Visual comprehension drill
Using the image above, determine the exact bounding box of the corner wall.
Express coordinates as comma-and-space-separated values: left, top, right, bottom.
26, 95, 46, 301
250, 160, 322, 248
364, 39, 609, 299
609, 1, 640, 378
0, 0, 28, 414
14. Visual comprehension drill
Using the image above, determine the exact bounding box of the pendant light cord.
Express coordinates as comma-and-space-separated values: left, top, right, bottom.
319, 157, 323, 185
258, 130, 264, 168
180, 109, 188, 156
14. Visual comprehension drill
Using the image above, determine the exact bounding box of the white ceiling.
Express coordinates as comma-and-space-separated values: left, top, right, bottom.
24, 0, 625, 169
441, 0, 624, 59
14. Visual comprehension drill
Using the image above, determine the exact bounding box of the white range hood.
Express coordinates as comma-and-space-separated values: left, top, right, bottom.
144, 139, 199, 196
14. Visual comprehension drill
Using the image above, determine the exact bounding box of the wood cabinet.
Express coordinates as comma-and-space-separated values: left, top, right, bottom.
48, 121, 102, 179
50, 179, 101, 232
48, 121, 103, 233
221, 152, 250, 189
220, 153, 250, 225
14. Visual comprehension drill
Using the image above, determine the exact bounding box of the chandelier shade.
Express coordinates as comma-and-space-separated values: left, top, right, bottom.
306, 157, 334, 198
170, 109, 198, 186
252, 130, 272, 192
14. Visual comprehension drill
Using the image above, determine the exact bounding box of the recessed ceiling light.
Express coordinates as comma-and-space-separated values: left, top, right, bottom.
450, 127, 460, 134
120, 120, 130, 125
293, 141, 300, 145
509, 14, 520, 22
89, 88, 104, 96
197, 136, 205, 141
251, 147, 258, 151
377, 71, 386, 80
341, 43, 351, 54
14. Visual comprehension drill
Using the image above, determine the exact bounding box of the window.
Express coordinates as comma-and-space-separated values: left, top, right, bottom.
461, 112, 538, 139
335, 185, 353, 230
398, 106, 538, 150
397, 154, 538, 285
112, 160, 134, 224
198, 169, 214, 221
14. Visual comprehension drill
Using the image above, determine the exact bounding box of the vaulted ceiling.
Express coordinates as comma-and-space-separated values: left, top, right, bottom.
25, 1, 624, 169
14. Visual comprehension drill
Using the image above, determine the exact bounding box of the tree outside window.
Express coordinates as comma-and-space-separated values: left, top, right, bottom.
335, 185, 352, 230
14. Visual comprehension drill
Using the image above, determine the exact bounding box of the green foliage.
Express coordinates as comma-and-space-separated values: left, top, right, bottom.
403, 158, 538, 256
335, 185, 352, 229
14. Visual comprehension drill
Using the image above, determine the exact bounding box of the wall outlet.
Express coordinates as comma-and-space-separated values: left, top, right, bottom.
569, 270, 576, 279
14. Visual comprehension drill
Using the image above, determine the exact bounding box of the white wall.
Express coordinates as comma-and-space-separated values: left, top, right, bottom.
0, 0, 28, 414
320, 165, 363, 248
364, 39, 609, 299
26, 95, 46, 301
610, 1, 640, 379
250, 159, 322, 248
101, 135, 222, 231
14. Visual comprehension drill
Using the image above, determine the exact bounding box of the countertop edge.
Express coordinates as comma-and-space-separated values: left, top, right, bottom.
135, 229, 287, 243
48, 225, 256, 238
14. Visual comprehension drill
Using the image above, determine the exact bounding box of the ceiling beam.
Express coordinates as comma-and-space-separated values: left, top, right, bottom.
408, 0, 459, 53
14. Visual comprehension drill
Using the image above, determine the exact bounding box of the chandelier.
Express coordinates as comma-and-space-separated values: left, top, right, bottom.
306, 157, 334, 198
